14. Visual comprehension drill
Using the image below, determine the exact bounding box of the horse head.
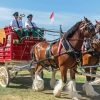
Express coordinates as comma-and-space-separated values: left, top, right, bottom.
79, 17, 95, 38
63, 17, 95, 40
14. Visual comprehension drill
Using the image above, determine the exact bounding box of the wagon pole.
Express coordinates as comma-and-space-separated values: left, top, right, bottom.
37, 27, 65, 34
79, 67, 100, 78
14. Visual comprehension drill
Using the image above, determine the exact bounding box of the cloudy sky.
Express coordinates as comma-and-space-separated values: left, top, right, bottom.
0, 0, 100, 39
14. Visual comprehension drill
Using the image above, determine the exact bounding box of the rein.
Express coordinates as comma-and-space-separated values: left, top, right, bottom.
31, 51, 68, 65
68, 38, 84, 41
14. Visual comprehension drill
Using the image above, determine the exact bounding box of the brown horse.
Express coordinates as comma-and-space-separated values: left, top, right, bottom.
31, 17, 95, 99
81, 21, 100, 96
49, 29, 100, 97
81, 37, 100, 96
83, 20, 100, 83
50, 35, 100, 97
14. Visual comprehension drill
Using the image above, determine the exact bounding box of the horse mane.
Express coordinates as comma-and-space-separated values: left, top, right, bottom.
65, 21, 82, 38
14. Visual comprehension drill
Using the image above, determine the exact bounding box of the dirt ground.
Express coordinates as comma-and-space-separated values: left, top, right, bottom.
0, 71, 100, 100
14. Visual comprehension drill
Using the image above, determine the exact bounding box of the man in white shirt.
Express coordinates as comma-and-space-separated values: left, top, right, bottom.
25, 14, 44, 38
10, 12, 23, 39
25, 14, 37, 29
10, 12, 23, 28
24, 14, 39, 37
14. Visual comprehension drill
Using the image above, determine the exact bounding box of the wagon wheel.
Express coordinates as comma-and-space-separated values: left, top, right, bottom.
0, 66, 10, 87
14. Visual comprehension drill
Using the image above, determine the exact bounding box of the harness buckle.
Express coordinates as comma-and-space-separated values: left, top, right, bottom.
76, 59, 80, 62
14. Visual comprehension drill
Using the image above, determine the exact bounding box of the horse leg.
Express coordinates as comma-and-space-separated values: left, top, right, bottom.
66, 68, 82, 100
91, 68, 97, 81
50, 70, 57, 89
90, 68, 100, 85
53, 66, 67, 97
30, 68, 35, 80
83, 68, 99, 96
32, 65, 44, 91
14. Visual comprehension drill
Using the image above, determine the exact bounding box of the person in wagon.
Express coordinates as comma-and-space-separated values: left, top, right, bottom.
25, 14, 44, 38
25, 14, 37, 29
10, 12, 23, 39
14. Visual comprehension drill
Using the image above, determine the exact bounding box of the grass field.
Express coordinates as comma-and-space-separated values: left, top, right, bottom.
0, 70, 99, 100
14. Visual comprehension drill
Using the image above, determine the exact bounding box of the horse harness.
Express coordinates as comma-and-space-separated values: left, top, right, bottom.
38, 38, 82, 71
38, 40, 59, 71
34, 20, 94, 71
38, 22, 82, 71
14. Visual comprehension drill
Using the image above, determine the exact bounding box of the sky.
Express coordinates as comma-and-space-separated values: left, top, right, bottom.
0, 0, 100, 40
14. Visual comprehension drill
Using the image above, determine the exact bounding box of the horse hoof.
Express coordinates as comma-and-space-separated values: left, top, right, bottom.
53, 90, 61, 98
83, 82, 99, 97
32, 79, 44, 91
53, 80, 64, 98
32, 86, 38, 91
91, 92, 99, 97
72, 97, 80, 100
69, 92, 82, 100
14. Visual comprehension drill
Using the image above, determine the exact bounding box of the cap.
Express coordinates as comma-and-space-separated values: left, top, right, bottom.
13, 12, 19, 16
27, 14, 33, 18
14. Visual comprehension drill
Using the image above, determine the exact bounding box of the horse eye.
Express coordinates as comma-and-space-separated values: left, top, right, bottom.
85, 27, 88, 30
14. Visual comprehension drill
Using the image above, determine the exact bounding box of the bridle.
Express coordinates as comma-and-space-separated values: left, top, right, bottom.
57, 20, 95, 59
60, 20, 95, 42
80, 21, 95, 37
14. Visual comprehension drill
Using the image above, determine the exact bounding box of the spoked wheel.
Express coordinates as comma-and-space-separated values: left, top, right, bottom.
0, 66, 10, 88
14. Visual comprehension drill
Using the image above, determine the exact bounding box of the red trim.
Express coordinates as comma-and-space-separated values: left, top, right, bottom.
57, 38, 63, 55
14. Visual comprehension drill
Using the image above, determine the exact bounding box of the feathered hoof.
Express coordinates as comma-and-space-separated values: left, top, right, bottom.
32, 79, 44, 91
53, 80, 64, 97
53, 90, 61, 98
83, 82, 99, 97
72, 97, 80, 100
68, 92, 82, 100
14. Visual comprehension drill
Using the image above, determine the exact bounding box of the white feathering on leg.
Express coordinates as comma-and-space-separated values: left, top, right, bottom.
32, 74, 44, 91
53, 79, 64, 97
83, 81, 99, 96
50, 71, 56, 89
66, 80, 82, 100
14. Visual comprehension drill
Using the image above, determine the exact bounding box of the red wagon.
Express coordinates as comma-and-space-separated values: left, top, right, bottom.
0, 26, 44, 87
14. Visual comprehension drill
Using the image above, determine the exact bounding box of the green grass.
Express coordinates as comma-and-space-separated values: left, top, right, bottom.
43, 70, 86, 83
0, 70, 86, 100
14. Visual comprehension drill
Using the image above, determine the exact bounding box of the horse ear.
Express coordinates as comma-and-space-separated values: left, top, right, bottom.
84, 16, 86, 21
95, 20, 98, 23
84, 16, 86, 19
84, 17, 88, 22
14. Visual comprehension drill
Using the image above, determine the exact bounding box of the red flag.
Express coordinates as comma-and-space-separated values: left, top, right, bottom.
50, 12, 54, 23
